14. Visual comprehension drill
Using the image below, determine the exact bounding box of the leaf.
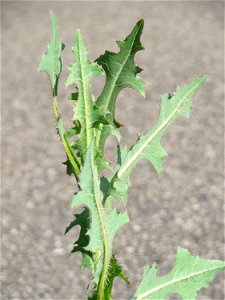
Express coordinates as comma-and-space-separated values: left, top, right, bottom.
94, 121, 121, 154
39, 11, 64, 92
88, 255, 129, 300
130, 247, 225, 300
65, 208, 90, 251
96, 19, 145, 115
39, 12, 81, 178
58, 120, 81, 177
94, 19, 145, 156
68, 91, 79, 101
66, 30, 104, 163
65, 208, 94, 270
40, 15, 224, 300
107, 76, 206, 204
71, 143, 129, 296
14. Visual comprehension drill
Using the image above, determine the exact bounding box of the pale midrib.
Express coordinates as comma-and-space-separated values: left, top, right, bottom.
117, 82, 200, 179
77, 35, 92, 149
51, 28, 59, 87
91, 157, 110, 299
96, 24, 141, 149
103, 23, 142, 111
136, 266, 222, 300
53, 26, 58, 62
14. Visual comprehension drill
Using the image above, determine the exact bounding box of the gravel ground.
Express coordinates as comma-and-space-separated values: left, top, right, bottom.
1, 1, 224, 299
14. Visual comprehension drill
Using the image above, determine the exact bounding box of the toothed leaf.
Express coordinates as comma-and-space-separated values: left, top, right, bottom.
39, 11, 64, 91
65, 208, 94, 270
131, 247, 225, 300
39, 12, 81, 177
96, 19, 145, 115
94, 19, 145, 156
66, 30, 104, 162
71, 144, 129, 294
40, 15, 224, 300
109, 76, 206, 203
89, 255, 129, 300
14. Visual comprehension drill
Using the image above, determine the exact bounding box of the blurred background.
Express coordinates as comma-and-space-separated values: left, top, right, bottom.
1, 1, 224, 299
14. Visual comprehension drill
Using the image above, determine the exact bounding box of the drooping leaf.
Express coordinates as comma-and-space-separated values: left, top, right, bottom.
131, 247, 225, 300
106, 76, 206, 204
71, 143, 129, 296
39, 11, 64, 93
66, 30, 104, 163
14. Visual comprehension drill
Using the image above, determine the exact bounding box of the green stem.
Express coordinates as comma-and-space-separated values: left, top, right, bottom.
52, 95, 81, 182
91, 151, 110, 300
96, 218, 110, 300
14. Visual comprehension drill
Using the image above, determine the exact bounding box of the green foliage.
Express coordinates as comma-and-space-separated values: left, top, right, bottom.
131, 248, 225, 300
95, 19, 144, 116
66, 30, 103, 163
39, 12, 224, 300
106, 76, 206, 204
39, 11, 63, 93
71, 143, 129, 290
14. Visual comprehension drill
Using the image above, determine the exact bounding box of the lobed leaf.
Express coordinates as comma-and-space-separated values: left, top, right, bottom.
38, 12, 81, 178
71, 143, 129, 296
66, 30, 104, 163
131, 247, 225, 300
94, 19, 145, 156
65, 208, 93, 270
39, 11, 64, 92
88, 255, 129, 300
106, 76, 206, 204
96, 19, 145, 115
40, 14, 225, 300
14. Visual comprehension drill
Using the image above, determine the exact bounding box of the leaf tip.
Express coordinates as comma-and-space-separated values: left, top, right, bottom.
141, 88, 145, 98
49, 10, 54, 18
197, 75, 206, 85
49, 10, 58, 30
75, 28, 82, 39
137, 18, 144, 29
200, 74, 206, 81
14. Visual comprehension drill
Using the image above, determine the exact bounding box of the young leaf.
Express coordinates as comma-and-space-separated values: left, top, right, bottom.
131, 247, 225, 300
39, 11, 64, 93
39, 12, 81, 179
106, 76, 206, 204
66, 30, 104, 163
71, 143, 129, 298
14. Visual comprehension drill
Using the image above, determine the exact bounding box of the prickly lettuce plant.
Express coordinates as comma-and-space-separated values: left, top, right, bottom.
39, 12, 225, 300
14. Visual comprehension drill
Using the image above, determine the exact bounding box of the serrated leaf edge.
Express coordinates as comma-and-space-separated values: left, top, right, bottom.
136, 265, 224, 300
117, 76, 205, 179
